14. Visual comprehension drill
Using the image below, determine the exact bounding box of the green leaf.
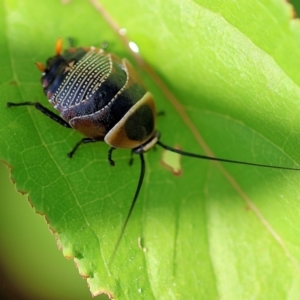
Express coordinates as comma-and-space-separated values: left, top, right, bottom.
2, 0, 300, 299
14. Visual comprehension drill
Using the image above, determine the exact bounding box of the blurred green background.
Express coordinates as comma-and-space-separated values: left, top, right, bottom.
1, 0, 300, 299
0, 162, 96, 300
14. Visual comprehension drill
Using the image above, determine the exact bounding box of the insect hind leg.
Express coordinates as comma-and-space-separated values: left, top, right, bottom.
7, 101, 71, 128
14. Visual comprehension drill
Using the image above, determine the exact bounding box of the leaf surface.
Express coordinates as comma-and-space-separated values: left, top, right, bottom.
1, 0, 300, 299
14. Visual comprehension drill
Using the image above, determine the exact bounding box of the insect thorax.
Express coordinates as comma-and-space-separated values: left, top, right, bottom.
49, 49, 112, 109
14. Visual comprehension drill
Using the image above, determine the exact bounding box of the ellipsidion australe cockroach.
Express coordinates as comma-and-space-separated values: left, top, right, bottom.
7, 39, 300, 263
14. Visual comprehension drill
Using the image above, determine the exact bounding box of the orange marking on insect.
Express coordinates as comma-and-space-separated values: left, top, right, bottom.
35, 62, 46, 72
55, 37, 63, 55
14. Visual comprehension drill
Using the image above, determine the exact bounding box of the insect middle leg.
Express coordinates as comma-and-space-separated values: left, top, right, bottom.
69, 139, 116, 167
67, 138, 100, 158
7, 101, 116, 166
108, 147, 116, 166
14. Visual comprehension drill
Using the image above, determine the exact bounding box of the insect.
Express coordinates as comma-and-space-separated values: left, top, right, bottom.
7, 39, 300, 263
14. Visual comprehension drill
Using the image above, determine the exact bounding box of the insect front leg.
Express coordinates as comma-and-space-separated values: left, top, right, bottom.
7, 102, 71, 128
129, 149, 135, 166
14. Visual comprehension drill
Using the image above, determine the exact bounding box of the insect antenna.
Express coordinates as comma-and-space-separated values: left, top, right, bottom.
156, 140, 300, 171
109, 137, 300, 266
109, 153, 146, 266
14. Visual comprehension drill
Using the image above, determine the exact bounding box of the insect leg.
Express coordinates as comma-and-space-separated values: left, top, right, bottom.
7, 102, 71, 128
68, 138, 100, 158
156, 111, 165, 117
129, 149, 135, 166
108, 147, 116, 166
67, 37, 75, 47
